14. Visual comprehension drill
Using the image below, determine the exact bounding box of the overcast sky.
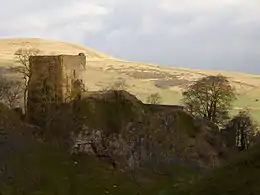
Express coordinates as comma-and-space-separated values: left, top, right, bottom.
0, 0, 260, 73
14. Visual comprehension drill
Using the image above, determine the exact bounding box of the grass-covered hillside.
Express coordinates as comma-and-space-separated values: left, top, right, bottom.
1, 38, 260, 123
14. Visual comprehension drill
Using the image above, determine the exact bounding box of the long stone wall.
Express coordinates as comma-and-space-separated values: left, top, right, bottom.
144, 103, 184, 112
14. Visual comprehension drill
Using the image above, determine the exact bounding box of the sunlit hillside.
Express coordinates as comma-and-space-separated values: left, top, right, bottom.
1, 38, 260, 122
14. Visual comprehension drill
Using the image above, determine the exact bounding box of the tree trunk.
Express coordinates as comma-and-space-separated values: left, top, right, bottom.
24, 88, 27, 113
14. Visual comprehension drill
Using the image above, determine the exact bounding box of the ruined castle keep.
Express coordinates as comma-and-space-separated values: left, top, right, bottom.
27, 53, 86, 125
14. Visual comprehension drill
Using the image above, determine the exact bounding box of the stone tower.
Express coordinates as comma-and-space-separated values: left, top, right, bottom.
27, 53, 86, 125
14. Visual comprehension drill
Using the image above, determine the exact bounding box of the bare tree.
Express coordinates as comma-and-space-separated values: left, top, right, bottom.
100, 78, 128, 95
12, 48, 41, 112
182, 75, 236, 125
0, 78, 6, 100
146, 93, 162, 104
110, 78, 128, 91
0, 77, 23, 108
71, 79, 88, 100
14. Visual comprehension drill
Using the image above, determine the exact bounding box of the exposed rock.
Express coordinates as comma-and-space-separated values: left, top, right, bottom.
46, 90, 229, 172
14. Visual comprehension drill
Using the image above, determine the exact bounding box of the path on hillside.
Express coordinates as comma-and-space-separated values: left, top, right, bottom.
234, 107, 260, 111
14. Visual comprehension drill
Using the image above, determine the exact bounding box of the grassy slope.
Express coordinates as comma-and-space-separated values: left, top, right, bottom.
170, 145, 260, 195
1, 38, 260, 122
2, 143, 138, 195
2, 140, 196, 195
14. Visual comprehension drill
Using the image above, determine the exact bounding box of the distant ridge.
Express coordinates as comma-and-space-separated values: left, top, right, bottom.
0, 38, 116, 61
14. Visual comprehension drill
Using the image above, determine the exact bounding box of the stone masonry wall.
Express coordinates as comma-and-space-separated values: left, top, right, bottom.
27, 53, 86, 126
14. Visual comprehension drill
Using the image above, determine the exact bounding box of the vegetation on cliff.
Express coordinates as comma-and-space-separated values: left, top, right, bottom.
0, 88, 230, 194
171, 144, 260, 195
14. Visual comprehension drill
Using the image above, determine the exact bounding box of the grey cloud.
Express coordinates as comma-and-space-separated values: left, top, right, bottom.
0, 0, 259, 73
85, 1, 260, 73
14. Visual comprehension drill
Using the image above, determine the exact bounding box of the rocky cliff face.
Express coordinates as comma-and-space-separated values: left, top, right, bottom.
46, 90, 229, 172
0, 96, 230, 194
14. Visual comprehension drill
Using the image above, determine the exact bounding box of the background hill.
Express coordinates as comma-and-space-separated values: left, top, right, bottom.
1, 38, 260, 122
